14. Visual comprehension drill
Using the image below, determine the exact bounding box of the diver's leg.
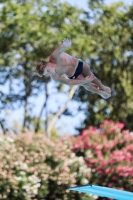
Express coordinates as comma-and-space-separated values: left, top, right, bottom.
82, 83, 111, 99
82, 62, 111, 94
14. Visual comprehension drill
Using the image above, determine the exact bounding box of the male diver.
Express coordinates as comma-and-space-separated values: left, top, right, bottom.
36, 39, 111, 99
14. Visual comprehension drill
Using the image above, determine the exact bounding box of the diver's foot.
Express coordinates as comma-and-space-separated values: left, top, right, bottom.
103, 86, 111, 94
99, 90, 111, 99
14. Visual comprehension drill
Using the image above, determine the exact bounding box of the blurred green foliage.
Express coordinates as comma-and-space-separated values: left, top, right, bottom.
0, 0, 83, 131
0, 0, 133, 132
75, 1, 133, 131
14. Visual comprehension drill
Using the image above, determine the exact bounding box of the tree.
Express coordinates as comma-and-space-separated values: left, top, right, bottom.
74, 1, 133, 131
0, 0, 84, 132
1, 0, 133, 133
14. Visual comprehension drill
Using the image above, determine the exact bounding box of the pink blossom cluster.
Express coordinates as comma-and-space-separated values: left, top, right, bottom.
70, 120, 133, 192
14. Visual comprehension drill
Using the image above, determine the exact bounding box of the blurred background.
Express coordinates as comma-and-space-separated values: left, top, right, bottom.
0, 0, 133, 199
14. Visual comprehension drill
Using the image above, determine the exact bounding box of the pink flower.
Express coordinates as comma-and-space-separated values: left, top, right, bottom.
108, 183, 113, 187
112, 176, 118, 181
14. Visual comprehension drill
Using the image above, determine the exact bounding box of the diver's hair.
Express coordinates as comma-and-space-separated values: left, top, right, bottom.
36, 60, 47, 77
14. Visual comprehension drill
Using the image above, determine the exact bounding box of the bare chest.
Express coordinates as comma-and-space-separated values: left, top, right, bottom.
56, 53, 78, 76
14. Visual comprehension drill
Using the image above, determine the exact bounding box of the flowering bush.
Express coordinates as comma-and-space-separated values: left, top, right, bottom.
0, 133, 95, 200
70, 120, 133, 197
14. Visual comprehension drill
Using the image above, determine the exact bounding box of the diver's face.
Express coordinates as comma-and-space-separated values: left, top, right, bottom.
43, 63, 56, 76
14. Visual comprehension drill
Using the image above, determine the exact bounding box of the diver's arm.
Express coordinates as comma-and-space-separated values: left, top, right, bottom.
52, 73, 95, 86
51, 39, 71, 60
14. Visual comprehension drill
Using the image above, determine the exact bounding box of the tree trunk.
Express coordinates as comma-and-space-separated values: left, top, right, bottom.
22, 97, 28, 131
47, 85, 78, 136
35, 82, 49, 138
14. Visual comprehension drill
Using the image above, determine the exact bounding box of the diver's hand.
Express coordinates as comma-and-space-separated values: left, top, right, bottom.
84, 73, 96, 83
62, 38, 72, 47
